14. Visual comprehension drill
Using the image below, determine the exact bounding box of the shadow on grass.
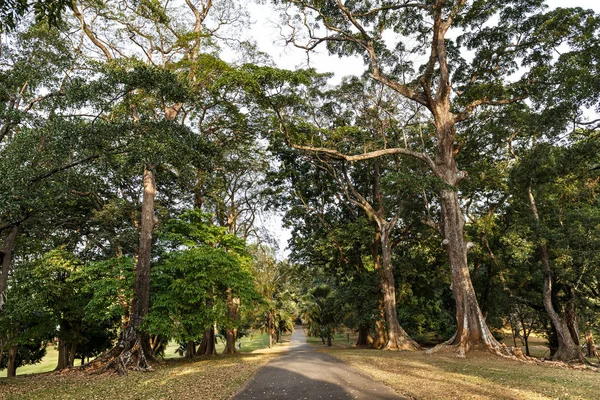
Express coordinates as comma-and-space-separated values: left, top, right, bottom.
326, 349, 600, 400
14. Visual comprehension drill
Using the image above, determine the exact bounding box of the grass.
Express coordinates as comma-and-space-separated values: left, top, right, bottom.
0, 331, 289, 400
0, 345, 59, 378
500, 332, 552, 358
1, 331, 273, 378
0, 353, 274, 400
304, 327, 358, 348
323, 348, 600, 400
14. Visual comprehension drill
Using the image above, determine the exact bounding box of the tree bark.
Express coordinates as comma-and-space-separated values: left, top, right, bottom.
379, 226, 421, 350
429, 186, 507, 356
223, 290, 240, 354
356, 326, 369, 347
371, 295, 388, 349
186, 341, 196, 358
68, 337, 78, 368
0, 225, 18, 310
267, 310, 275, 348
198, 326, 216, 356
528, 187, 583, 362
586, 328, 598, 358
94, 166, 157, 374
7, 345, 17, 378
56, 337, 69, 371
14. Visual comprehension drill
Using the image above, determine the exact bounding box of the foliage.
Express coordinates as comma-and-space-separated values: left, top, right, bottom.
147, 210, 256, 344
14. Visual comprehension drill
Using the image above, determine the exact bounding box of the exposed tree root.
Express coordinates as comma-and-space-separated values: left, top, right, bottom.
383, 335, 422, 351
426, 332, 524, 360
81, 328, 154, 375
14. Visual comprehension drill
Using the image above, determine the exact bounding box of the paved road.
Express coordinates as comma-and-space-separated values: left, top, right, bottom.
233, 326, 403, 399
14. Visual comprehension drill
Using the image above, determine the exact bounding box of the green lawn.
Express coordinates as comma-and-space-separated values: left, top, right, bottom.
1, 331, 272, 378
304, 328, 357, 348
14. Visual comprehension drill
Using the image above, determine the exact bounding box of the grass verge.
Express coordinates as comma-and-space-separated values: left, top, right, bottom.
323, 348, 600, 400
0, 353, 274, 400
1, 331, 273, 377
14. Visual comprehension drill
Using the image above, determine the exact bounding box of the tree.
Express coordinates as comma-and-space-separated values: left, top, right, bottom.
64, 0, 251, 372
263, 76, 438, 349
304, 285, 338, 346
147, 210, 256, 357
0, 261, 55, 377
265, 0, 600, 356
0, 0, 72, 31
249, 245, 300, 348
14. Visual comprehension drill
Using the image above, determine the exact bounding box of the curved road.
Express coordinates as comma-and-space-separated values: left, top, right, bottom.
233, 326, 403, 399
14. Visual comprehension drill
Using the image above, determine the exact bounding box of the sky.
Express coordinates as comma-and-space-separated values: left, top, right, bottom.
232, 0, 600, 259
241, 0, 600, 82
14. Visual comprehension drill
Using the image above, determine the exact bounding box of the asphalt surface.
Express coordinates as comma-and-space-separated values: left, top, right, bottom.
232, 326, 404, 399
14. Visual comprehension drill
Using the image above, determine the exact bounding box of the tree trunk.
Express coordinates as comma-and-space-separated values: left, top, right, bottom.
0, 225, 18, 310
379, 226, 421, 350
93, 166, 157, 374
527, 187, 583, 362
267, 311, 275, 348
564, 294, 580, 347
356, 326, 369, 347
586, 328, 598, 358
198, 326, 216, 356
371, 295, 388, 349
223, 290, 240, 354
56, 337, 69, 371
68, 332, 79, 367
327, 335, 332, 346
186, 341, 196, 359
7, 345, 17, 378
429, 187, 507, 357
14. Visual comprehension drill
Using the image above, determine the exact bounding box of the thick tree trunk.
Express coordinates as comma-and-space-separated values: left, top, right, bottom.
94, 167, 157, 374
186, 341, 196, 359
371, 295, 388, 349
327, 335, 332, 346
0, 225, 18, 310
223, 290, 240, 354
198, 327, 216, 356
7, 345, 17, 378
356, 326, 369, 347
379, 227, 421, 350
430, 187, 507, 357
528, 187, 583, 362
56, 337, 69, 371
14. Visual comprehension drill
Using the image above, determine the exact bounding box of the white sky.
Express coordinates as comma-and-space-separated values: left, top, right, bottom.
240, 0, 600, 81
233, 0, 600, 259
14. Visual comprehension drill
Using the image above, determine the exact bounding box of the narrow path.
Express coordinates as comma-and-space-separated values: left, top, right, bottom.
233, 326, 404, 399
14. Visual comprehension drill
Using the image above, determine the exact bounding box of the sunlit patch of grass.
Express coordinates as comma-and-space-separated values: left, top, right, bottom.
0, 353, 274, 400
304, 327, 358, 348
1, 330, 274, 378
325, 349, 600, 400
0, 343, 59, 378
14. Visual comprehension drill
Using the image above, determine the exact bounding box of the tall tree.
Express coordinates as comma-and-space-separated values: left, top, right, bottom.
266, 0, 600, 356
